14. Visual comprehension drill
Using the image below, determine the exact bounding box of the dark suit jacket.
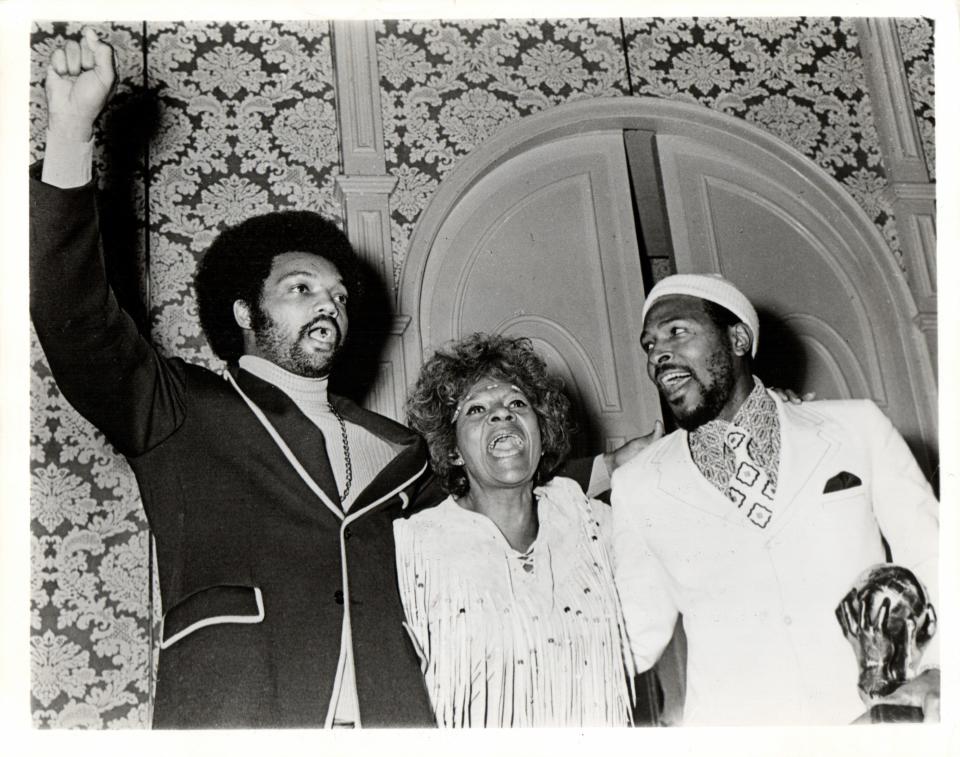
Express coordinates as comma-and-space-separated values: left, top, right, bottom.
30, 171, 436, 728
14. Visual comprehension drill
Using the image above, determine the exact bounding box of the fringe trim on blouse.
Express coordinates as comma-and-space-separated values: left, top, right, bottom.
395, 478, 636, 727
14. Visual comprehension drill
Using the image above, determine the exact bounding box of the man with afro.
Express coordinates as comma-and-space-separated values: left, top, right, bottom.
30, 28, 444, 729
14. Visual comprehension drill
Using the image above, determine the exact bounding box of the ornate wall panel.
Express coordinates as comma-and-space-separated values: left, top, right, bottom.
622, 17, 903, 268
376, 19, 631, 290
895, 18, 935, 180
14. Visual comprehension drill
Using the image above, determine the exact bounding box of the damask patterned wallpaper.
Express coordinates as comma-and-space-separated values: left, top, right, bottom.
377, 17, 908, 280
144, 22, 341, 367
30, 17, 934, 727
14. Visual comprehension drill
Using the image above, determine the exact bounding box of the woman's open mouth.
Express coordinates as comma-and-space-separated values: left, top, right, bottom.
487, 432, 525, 458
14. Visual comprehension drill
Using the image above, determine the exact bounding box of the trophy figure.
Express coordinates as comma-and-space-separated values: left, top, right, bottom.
836, 564, 937, 723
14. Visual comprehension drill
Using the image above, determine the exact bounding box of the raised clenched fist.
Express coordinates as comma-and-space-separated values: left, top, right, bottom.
45, 27, 116, 142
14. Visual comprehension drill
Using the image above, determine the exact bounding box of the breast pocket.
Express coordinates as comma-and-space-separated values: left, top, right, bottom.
816, 479, 876, 530
161, 584, 265, 649
819, 484, 868, 506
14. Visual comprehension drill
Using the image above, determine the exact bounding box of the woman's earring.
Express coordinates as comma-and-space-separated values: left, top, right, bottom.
449, 451, 464, 466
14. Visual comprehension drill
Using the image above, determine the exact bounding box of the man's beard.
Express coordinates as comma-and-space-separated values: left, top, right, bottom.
664, 343, 736, 431
251, 306, 342, 378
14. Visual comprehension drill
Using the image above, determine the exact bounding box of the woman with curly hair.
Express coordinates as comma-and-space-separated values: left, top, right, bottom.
394, 332, 637, 727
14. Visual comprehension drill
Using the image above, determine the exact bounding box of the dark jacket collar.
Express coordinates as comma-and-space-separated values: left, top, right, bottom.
329, 392, 431, 513
232, 366, 428, 516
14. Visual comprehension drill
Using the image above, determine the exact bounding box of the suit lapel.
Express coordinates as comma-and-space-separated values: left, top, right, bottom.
234, 368, 342, 508
231, 369, 429, 519
651, 396, 838, 537
651, 434, 740, 523
331, 395, 429, 514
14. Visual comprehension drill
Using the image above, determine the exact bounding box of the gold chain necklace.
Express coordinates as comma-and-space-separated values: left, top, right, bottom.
329, 404, 353, 502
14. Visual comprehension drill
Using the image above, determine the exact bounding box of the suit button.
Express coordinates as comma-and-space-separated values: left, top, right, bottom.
334, 590, 344, 605
344, 527, 352, 540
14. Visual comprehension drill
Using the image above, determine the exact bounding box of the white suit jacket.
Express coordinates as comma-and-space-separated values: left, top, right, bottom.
611, 395, 938, 725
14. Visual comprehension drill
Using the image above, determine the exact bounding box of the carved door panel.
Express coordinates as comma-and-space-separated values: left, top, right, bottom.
419, 130, 662, 457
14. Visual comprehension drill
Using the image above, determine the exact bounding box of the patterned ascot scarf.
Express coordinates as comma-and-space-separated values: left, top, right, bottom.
688, 379, 781, 529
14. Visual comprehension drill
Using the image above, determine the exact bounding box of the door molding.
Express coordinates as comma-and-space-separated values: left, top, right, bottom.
397, 96, 936, 458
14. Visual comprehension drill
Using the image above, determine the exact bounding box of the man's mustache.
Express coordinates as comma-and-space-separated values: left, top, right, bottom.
300, 316, 342, 346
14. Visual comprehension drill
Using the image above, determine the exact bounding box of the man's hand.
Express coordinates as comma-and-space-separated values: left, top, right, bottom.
771, 388, 815, 404
46, 27, 116, 142
922, 684, 940, 722
849, 670, 940, 723
603, 420, 665, 473
878, 667, 940, 712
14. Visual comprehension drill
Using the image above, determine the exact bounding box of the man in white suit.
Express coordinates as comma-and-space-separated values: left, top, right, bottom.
611, 274, 939, 725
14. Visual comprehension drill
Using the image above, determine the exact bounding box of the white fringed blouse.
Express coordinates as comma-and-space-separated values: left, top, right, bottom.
393, 477, 635, 727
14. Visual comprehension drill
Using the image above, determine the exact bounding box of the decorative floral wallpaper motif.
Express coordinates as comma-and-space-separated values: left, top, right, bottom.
896, 18, 935, 180
376, 19, 631, 289
30, 17, 933, 728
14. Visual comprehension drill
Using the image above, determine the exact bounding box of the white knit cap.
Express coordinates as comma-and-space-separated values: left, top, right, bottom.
641, 273, 759, 356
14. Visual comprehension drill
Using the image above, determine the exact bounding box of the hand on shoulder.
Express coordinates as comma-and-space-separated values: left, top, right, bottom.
603, 419, 665, 474
769, 387, 816, 404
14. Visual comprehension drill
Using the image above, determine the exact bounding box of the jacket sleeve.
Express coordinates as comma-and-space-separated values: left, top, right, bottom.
30, 166, 187, 456
611, 467, 679, 673
863, 401, 939, 662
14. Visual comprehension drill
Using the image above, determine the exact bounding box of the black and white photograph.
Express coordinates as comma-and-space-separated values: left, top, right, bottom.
2, 0, 957, 754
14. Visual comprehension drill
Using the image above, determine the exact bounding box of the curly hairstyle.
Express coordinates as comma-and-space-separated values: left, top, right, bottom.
195, 210, 362, 363
406, 332, 573, 498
